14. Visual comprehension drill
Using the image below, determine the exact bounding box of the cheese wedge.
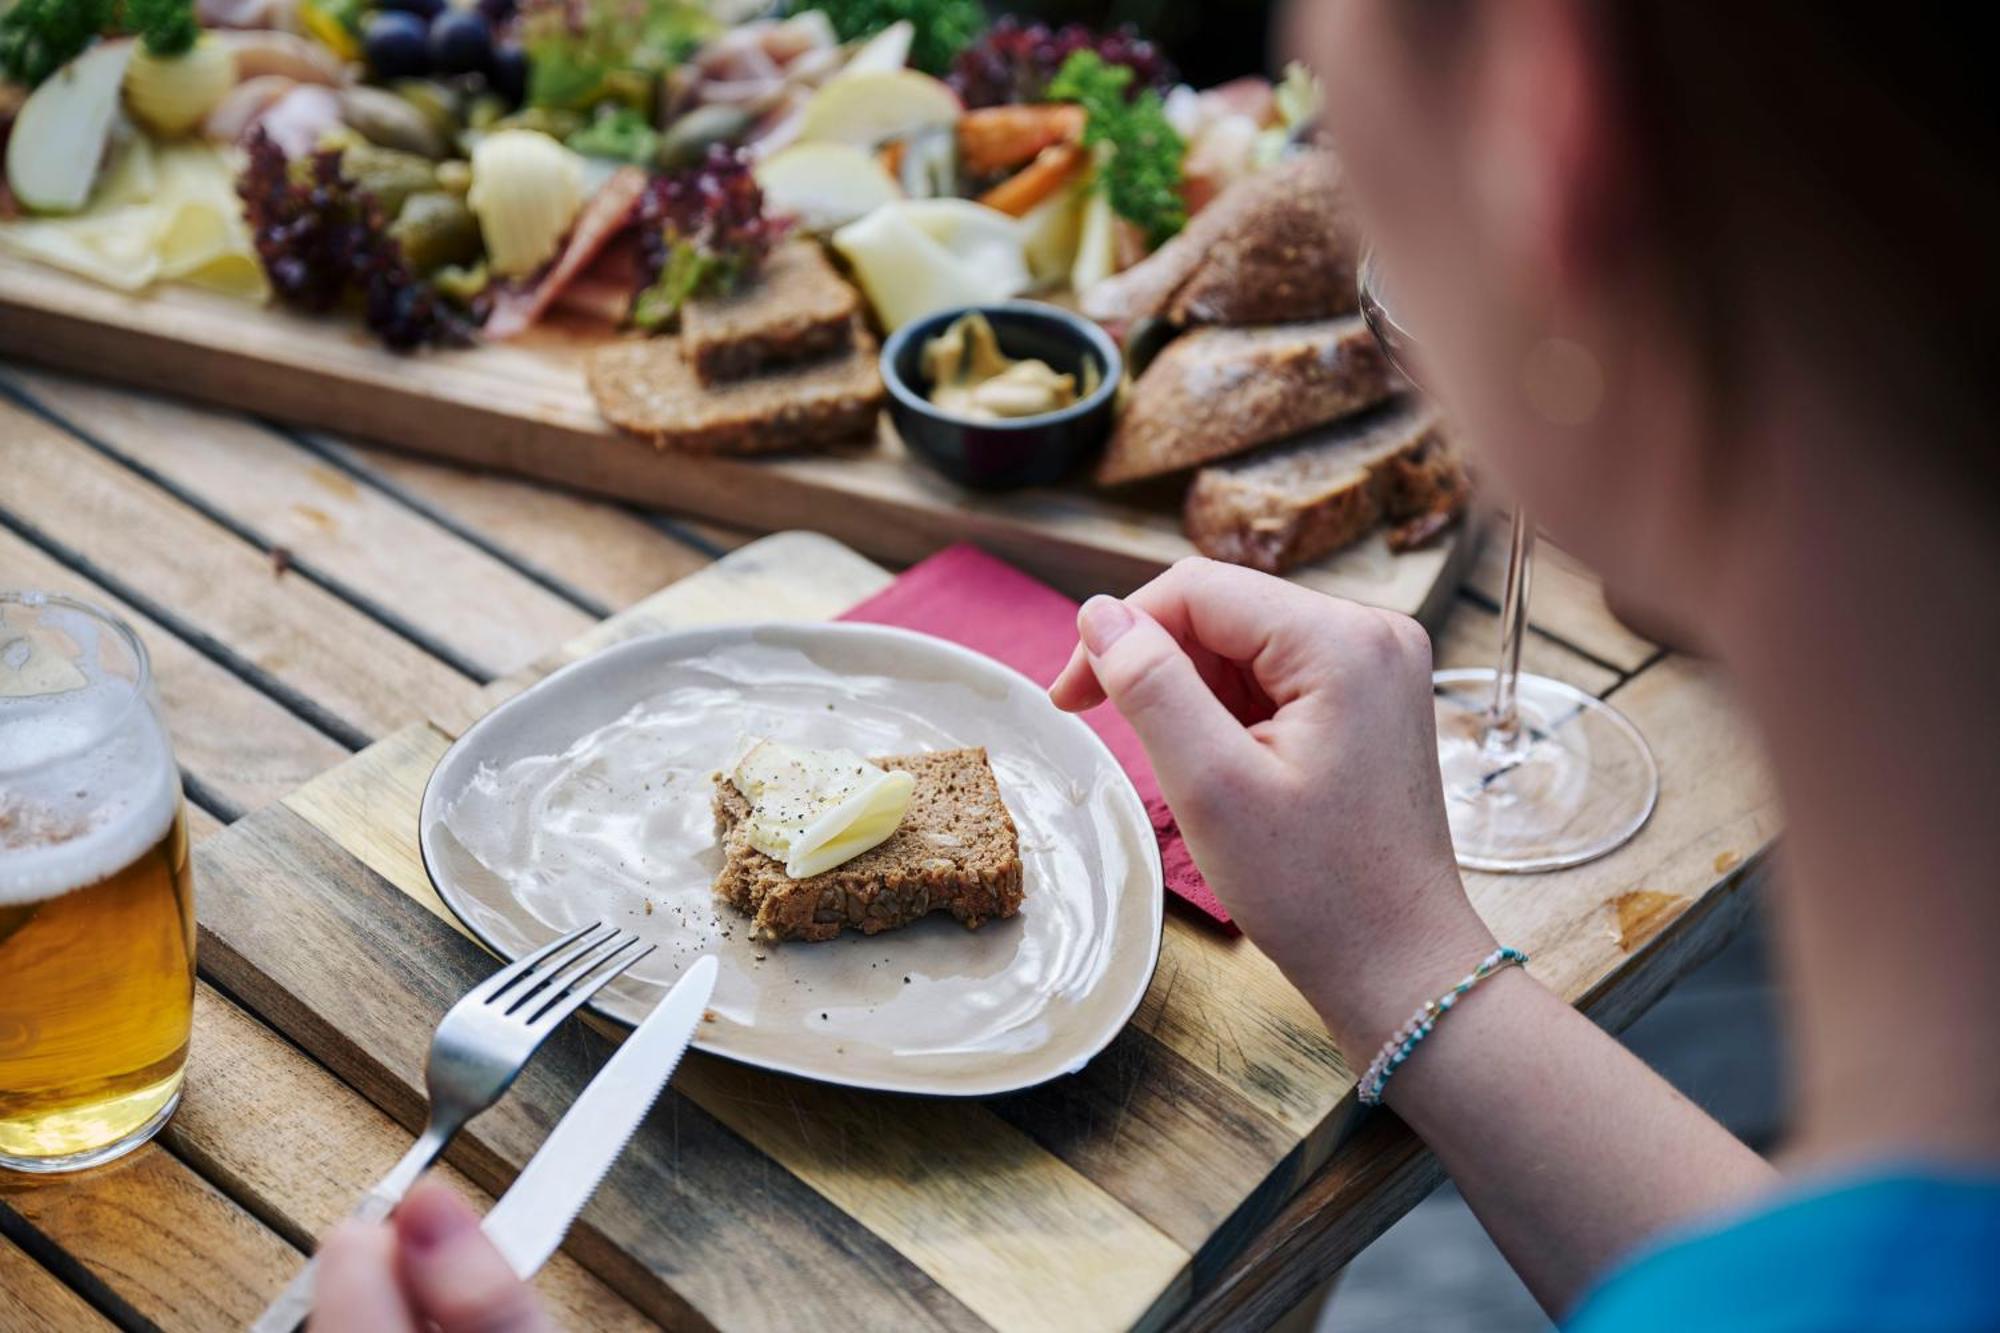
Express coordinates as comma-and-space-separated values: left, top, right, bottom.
729, 738, 916, 879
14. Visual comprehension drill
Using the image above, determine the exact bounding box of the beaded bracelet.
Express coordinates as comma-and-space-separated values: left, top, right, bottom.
1356, 946, 1528, 1106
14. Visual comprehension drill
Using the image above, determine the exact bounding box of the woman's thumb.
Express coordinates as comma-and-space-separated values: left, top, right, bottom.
395, 1179, 551, 1333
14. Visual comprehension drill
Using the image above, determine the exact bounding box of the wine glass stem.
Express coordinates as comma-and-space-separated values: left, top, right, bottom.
1484, 511, 1536, 757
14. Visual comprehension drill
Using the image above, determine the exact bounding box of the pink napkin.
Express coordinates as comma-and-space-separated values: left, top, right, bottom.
840, 545, 1233, 929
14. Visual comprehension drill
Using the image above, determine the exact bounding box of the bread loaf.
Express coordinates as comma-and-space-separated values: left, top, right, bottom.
1183, 400, 1463, 573
1095, 315, 1395, 485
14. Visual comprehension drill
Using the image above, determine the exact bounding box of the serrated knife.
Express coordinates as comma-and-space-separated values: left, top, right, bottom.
482, 953, 718, 1279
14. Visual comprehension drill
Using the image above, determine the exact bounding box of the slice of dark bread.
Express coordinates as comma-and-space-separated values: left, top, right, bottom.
1095, 316, 1396, 485
1182, 399, 1463, 573
588, 319, 884, 455
1081, 152, 1358, 328
680, 239, 859, 386
712, 748, 1025, 944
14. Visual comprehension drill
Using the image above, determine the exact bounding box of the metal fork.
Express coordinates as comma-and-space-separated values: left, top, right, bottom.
250, 921, 652, 1333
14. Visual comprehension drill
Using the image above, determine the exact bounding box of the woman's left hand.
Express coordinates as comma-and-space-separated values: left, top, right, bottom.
310, 1176, 554, 1332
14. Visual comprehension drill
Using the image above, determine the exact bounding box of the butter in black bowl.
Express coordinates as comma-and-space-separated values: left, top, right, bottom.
881, 302, 1122, 490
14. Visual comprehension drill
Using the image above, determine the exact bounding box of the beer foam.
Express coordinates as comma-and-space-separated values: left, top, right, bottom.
0, 679, 180, 907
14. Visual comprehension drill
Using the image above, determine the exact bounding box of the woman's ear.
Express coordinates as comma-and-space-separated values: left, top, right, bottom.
1469, 0, 1638, 315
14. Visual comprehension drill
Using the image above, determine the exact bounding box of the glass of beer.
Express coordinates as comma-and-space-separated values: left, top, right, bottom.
1, 592, 195, 1173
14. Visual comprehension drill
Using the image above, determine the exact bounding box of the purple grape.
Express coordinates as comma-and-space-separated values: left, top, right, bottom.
474, 0, 516, 22
428, 9, 493, 77
363, 10, 431, 80
488, 41, 526, 105
379, 0, 446, 16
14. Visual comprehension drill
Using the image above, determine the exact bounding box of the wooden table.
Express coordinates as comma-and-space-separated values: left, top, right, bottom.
0, 359, 1776, 1332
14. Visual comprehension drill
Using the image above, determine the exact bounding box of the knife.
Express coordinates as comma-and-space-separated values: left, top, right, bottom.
483, 953, 718, 1278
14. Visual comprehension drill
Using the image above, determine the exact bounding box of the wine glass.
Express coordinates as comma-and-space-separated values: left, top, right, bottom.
1358, 251, 1658, 872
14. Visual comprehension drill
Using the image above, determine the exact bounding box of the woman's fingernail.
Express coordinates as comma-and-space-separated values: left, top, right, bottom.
1078, 596, 1135, 654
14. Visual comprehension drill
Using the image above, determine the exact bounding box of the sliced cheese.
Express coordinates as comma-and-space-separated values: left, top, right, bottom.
0, 139, 266, 300
730, 738, 916, 879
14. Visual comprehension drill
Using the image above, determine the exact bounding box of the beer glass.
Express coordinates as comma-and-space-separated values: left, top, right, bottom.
1, 592, 196, 1173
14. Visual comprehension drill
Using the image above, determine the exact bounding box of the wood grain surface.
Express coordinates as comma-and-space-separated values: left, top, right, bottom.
0, 357, 1768, 1331
181, 531, 1768, 1331
0, 256, 1475, 627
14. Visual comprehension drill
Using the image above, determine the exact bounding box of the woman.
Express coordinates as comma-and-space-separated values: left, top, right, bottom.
314, 0, 1997, 1326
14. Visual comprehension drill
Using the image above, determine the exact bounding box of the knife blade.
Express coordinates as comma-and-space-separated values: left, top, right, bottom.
482, 953, 718, 1278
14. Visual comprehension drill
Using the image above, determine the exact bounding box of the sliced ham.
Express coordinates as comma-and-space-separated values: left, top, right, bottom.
484, 166, 648, 340
550, 236, 645, 325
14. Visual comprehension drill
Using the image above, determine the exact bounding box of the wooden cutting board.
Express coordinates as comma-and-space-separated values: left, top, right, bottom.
182, 530, 1770, 1333
0, 255, 1474, 623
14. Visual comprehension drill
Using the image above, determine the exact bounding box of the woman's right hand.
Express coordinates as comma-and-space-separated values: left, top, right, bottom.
1050, 558, 1494, 1057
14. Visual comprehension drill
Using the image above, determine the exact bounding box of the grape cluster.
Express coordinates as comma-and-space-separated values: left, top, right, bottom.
239, 131, 479, 351
364, 0, 525, 104
949, 17, 1176, 110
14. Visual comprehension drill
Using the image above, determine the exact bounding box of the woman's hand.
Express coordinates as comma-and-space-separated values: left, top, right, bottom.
311, 1177, 553, 1333
1050, 558, 1493, 1055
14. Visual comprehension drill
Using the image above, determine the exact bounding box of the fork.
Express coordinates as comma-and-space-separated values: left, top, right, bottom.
250, 921, 652, 1333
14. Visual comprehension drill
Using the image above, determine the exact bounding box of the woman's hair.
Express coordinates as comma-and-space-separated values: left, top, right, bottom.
1609, 4, 1996, 484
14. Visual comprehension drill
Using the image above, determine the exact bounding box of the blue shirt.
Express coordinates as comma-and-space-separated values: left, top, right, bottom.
1565, 1172, 2000, 1332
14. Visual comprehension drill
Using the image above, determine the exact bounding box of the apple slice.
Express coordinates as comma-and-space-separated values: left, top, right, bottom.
754, 142, 902, 233
6, 40, 137, 214
795, 69, 960, 149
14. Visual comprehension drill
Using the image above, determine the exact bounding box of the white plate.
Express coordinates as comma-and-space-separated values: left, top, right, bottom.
419, 621, 1163, 1097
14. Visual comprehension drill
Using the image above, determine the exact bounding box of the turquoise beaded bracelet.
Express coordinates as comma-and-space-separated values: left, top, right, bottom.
1356, 946, 1528, 1106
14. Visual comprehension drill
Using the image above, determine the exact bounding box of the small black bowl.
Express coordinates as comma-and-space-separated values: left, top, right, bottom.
880, 302, 1123, 490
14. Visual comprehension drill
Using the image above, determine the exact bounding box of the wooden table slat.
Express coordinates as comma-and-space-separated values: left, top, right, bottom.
0, 1233, 115, 1333
311, 437, 738, 614
0, 396, 471, 743
0, 527, 349, 820
1, 366, 597, 680
0, 1145, 300, 1329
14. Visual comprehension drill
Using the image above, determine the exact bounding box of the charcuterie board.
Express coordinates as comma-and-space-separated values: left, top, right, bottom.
0, 252, 1475, 621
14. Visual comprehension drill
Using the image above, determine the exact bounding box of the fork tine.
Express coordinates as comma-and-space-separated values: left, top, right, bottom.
525, 940, 655, 1029
502, 928, 632, 1017
467, 921, 607, 1008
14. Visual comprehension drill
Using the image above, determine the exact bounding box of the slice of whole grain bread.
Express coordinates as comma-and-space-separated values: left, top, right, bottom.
1182, 399, 1463, 574
588, 319, 884, 454
1094, 315, 1395, 485
680, 239, 859, 386
1081, 152, 1358, 328
713, 747, 1024, 944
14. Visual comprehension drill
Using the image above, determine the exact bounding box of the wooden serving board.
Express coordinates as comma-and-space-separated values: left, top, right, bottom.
0, 255, 1474, 624
180, 530, 1774, 1332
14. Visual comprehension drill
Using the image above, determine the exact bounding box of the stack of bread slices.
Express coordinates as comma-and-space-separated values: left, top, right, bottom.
587, 239, 887, 454
1084, 152, 1468, 574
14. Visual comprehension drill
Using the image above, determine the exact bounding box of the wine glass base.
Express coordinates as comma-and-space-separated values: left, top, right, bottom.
1434, 668, 1659, 873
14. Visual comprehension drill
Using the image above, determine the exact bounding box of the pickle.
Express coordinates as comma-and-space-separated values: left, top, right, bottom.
389, 191, 482, 273
340, 142, 441, 218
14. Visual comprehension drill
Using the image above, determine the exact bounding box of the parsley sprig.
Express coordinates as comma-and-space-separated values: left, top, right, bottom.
1047, 49, 1187, 249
